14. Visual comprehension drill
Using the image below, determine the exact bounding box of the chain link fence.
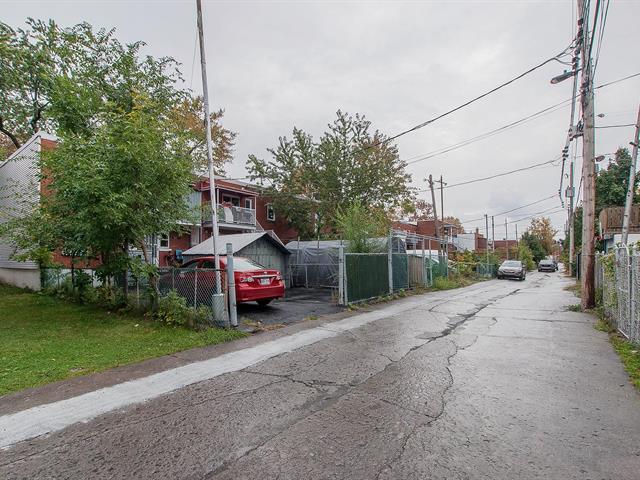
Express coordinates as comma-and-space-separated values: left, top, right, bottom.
41, 266, 229, 326
596, 247, 640, 344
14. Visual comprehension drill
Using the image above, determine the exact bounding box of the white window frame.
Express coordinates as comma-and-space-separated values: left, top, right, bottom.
266, 203, 275, 222
244, 198, 253, 209
158, 233, 170, 250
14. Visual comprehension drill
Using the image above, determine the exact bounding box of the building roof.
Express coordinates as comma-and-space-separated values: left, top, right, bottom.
182, 231, 290, 256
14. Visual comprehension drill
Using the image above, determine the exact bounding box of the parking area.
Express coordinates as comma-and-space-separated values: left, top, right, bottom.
237, 287, 343, 327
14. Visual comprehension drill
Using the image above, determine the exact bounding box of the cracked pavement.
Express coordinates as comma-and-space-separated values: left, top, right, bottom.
2, 272, 640, 479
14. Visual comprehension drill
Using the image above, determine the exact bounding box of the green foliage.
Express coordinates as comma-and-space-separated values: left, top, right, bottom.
610, 334, 640, 391
516, 243, 535, 271
335, 201, 388, 253
527, 217, 557, 255
0, 283, 244, 395
152, 291, 214, 329
433, 276, 469, 290
520, 231, 546, 263
248, 110, 413, 237
154, 290, 191, 326
596, 148, 639, 214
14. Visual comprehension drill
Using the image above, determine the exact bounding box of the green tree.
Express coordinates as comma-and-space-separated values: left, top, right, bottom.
0, 21, 236, 296
335, 201, 388, 253
528, 217, 557, 254
596, 148, 639, 214
520, 231, 547, 263
248, 110, 413, 237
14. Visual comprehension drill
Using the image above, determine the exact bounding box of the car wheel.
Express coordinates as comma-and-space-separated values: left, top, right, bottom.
257, 299, 273, 307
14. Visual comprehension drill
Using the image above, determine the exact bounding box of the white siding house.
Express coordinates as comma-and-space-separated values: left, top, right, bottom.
0, 132, 55, 289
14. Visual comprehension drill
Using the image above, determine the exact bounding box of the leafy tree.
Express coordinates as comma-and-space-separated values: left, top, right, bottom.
517, 243, 535, 271
170, 96, 236, 175
520, 231, 547, 263
401, 199, 433, 221
248, 110, 413, 237
0, 21, 235, 296
335, 201, 388, 253
442, 216, 464, 234
528, 217, 557, 254
596, 148, 639, 214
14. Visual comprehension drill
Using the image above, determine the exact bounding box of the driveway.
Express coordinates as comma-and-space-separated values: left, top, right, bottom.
238, 287, 343, 326
1, 272, 639, 479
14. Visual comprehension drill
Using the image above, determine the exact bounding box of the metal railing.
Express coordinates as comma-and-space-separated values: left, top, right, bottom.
201, 203, 256, 227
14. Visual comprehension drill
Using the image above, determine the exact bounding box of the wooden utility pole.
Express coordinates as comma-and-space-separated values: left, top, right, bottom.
485, 214, 489, 267
491, 216, 495, 252
515, 224, 519, 259
428, 175, 441, 248
578, 0, 596, 309
505, 218, 509, 260
621, 104, 640, 245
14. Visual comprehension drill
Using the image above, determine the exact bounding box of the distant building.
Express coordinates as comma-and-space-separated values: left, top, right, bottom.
599, 205, 640, 250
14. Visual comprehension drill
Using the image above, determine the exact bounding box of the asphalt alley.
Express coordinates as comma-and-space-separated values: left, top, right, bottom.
1, 272, 639, 479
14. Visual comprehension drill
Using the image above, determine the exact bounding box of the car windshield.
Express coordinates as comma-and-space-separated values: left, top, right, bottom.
540, 260, 553, 265
501, 261, 521, 268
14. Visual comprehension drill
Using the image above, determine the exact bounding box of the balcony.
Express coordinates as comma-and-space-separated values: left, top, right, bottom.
202, 203, 256, 230
599, 205, 640, 235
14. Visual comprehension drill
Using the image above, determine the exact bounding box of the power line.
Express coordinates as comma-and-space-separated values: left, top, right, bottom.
401, 71, 640, 167
595, 123, 635, 129
459, 194, 558, 226
369, 46, 574, 149
415, 158, 559, 193
403, 101, 571, 165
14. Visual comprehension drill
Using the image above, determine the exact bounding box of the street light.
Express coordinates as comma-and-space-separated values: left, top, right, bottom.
550, 70, 577, 84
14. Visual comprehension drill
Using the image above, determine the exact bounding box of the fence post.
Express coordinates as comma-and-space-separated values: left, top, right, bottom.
338, 245, 345, 305
226, 243, 238, 328
388, 230, 393, 294
422, 245, 426, 286
193, 268, 199, 308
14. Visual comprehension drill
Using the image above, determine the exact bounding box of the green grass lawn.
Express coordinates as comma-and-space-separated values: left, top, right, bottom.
0, 283, 245, 396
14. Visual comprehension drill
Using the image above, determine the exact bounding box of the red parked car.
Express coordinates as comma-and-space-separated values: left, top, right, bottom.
161, 256, 285, 307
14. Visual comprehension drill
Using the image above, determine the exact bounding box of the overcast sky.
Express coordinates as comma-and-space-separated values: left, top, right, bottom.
4, 0, 639, 239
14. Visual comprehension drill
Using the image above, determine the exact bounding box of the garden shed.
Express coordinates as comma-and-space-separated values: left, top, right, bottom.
182, 232, 290, 281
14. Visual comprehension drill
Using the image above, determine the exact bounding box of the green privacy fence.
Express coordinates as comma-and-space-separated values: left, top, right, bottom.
342, 252, 449, 304
344, 253, 389, 304
392, 253, 409, 291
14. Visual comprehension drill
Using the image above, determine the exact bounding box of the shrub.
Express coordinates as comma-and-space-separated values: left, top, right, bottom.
154, 290, 191, 326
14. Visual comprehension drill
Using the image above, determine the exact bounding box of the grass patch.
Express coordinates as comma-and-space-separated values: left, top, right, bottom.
0, 284, 245, 396
610, 333, 640, 390
433, 276, 470, 290
566, 304, 582, 312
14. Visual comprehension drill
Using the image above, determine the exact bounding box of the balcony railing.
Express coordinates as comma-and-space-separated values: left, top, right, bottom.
599, 205, 640, 234
202, 203, 256, 227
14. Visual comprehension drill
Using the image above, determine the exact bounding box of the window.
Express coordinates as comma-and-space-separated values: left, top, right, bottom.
221, 194, 240, 206
244, 198, 253, 209
266, 204, 275, 222
159, 233, 170, 249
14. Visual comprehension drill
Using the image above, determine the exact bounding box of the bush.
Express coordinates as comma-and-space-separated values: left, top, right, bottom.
517, 244, 535, 271
152, 291, 214, 329
154, 290, 191, 326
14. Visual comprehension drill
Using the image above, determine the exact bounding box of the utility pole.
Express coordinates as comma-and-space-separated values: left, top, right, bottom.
621, 104, 640, 245
515, 224, 519, 259
485, 214, 489, 268
505, 218, 509, 260
491, 216, 495, 252
578, 0, 596, 309
196, 0, 224, 320
436, 176, 446, 236
428, 175, 441, 252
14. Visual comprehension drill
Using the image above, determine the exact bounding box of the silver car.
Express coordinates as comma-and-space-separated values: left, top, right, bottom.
497, 260, 526, 281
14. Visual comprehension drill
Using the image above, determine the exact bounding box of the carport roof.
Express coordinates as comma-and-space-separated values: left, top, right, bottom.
183, 231, 290, 256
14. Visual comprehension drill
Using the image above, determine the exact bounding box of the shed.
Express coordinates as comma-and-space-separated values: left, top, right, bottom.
182, 232, 290, 280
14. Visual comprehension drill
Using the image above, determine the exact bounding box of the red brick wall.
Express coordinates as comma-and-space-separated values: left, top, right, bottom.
255, 196, 301, 244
